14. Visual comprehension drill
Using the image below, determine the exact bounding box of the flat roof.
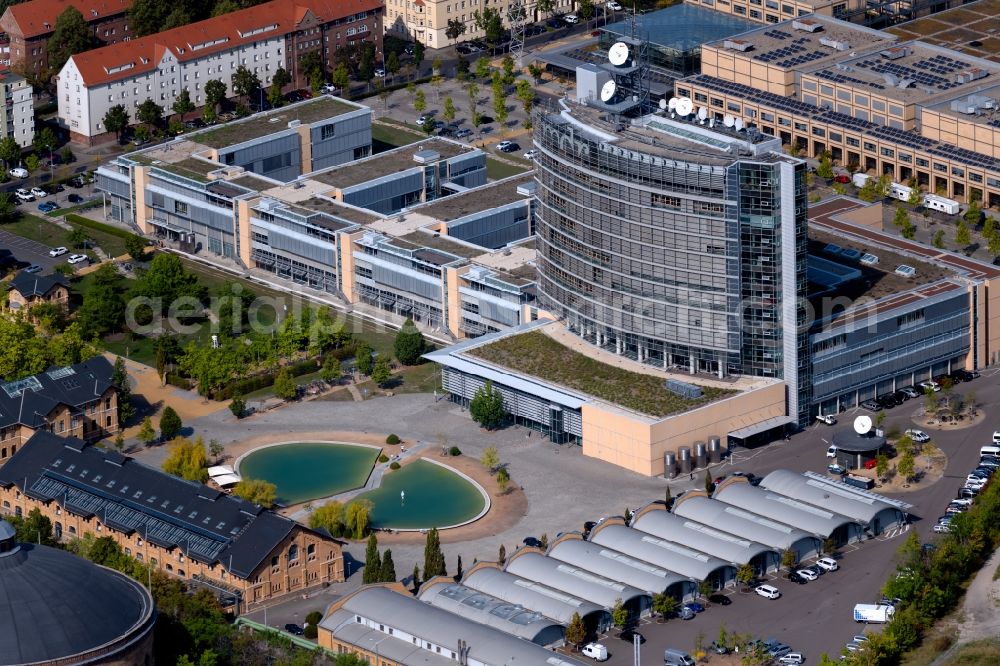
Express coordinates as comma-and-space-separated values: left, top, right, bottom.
925, 83, 1000, 129
194, 97, 358, 149
886, 0, 1000, 65
311, 138, 475, 189
415, 176, 534, 221
398, 230, 485, 260
603, 3, 755, 52
807, 41, 1000, 105
299, 197, 381, 226
463, 325, 737, 418
711, 15, 894, 71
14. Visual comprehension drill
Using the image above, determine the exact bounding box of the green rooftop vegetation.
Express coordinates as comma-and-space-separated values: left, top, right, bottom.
195, 98, 356, 148
466, 330, 734, 417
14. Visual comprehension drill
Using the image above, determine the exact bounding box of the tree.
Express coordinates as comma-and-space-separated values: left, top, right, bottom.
989, 232, 1000, 257
956, 220, 971, 246
473, 8, 504, 50
875, 409, 886, 430
380, 549, 397, 582
736, 563, 755, 589
309, 500, 346, 537
102, 105, 130, 141
446, 18, 467, 45
111, 356, 136, 424
932, 229, 945, 249
964, 198, 982, 227
113, 431, 125, 451
138, 416, 156, 446
498, 544, 506, 565
137, 99, 163, 130
441, 97, 457, 125
0, 136, 20, 170
48, 6, 92, 73
202, 105, 217, 125
493, 92, 508, 129
272, 367, 297, 401
907, 185, 922, 206
172, 89, 195, 121
501, 56, 516, 86
232, 66, 261, 104
394, 318, 426, 365
162, 436, 208, 482
209, 439, 224, 462
412, 41, 425, 70
33, 127, 58, 156
480, 446, 499, 471
875, 452, 889, 480
470, 381, 505, 429
652, 592, 677, 622
363, 534, 381, 583
331, 64, 350, 92
817, 152, 834, 179
423, 527, 446, 578
355, 342, 374, 375
414, 89, 427, 114
897, 448, 915, 483
232, 479, 277, 507
566, 612, 587, 648
893, 206, 909, 229
204, 79, 227, 112
229, 393, 245, 418
412, 564, 421, 591
371, 356, 392, 387
321, 354, 342, 383
495, 467, 510, 493
8, 507, 57, 545
359, 47, 375, 84
475, 57, 492, 81
704, 470, 714, 494
159, 405, 182, 441
516, 79, 534, 117
858, 177, 879, 202
455, 555, 463, 580
0, 192, 15, 224
344, 499, 372, 539
271, 66, 291, 91
578, 0, 595, 21
781, 549, 797, 571
528, 62, 544, 83
24, 154, 39, 173
611, 598, 628, 630
536, 0, 555, 15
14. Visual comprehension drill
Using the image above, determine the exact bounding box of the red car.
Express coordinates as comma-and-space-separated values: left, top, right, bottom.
833, 174, 851, 184
863, 458, 878, 470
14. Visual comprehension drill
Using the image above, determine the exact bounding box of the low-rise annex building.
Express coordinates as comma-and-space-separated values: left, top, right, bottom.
0, 431, 346, 611
318, 583, 589, 666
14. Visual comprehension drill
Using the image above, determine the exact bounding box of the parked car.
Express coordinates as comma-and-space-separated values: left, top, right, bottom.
374, 68, 385, 78
684, 602, 704, 613
523, 149, 538, 160
284, 623, 304, 635
9, 167, 28, 178
49, 246, 68, 257
796, 568, 818, 581
708, 593, 732, 606
905, 429, 930, 443
892, 389, 911, 403
833, 173, 851, 183
860, 399, 880, 411
788, 571, 808, 584
899, 386, 921, 398
67, 254, 88, 265
606, 0, 623, 8
563, 14, 579, 23
708, 641, 728, 654
778, 654, 804, 665
454, 128, 473, 139
581, 643, 609, 661
755, 584, 781, 599
933, 523, 951, 533
24, 264, 42, 273
919, 380, 941, 392
67, 193, 84, 204
768, 645, 793, 658
816, 414, 837, 425
37, 201, 58, 212
816, 557, 840, 572
951, 369, 979, 382
827, 463, 846, 475
676, 606, 695, 620
15, 188, 33, 202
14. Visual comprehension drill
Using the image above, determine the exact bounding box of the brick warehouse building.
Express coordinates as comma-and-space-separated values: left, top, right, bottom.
0, 356, 118, 468
58, 0, 382, 144
0, 431, 346, 611
0, 0, 133, 81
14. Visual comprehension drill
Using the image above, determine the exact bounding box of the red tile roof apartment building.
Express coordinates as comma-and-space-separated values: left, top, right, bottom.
1, 0, 133, 79
57, 0, 382, 144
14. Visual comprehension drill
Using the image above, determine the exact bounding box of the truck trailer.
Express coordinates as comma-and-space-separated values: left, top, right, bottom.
853, 604, 895, 623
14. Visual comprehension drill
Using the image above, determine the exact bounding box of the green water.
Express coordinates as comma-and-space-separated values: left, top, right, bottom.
357, 460, 486, 530
238, 442, 379, 505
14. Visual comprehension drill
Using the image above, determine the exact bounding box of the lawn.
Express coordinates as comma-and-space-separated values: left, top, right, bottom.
486, 157, 530, 180
372, 121, 424, 153
466, 330, 734, 417
4, 215, 67, 247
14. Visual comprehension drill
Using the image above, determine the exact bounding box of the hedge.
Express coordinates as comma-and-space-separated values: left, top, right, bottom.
208, 357, 319, 400
352, 76, 433, 102
165, 373, 193, 390
65, 214, 137, 241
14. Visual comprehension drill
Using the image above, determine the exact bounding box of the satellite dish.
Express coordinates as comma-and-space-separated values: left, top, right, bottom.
676, 98, 692, 117
600, 80, 617, 103
709, 118, 715, 128
658, 98, 667, 110
724, 114, 735, 127
608, 42, 630, 66
735, 118, 744, 131
697, 107, 708, 124
668, 97, 678, 111
854, 415, 873, 435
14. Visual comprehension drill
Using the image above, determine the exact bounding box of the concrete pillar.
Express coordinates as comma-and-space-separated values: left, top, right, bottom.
718, 363, 724, 379
663, 354, 669, 370
616, 339, 623, 355
689, 355, 695, 374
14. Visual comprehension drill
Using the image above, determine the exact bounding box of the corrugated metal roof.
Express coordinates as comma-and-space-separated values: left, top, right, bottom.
588, 524, 735, 582
548, 538, 699, 595
759, 470, 908, 526
672, 495, 821, 553
418, 582, 564, 645
505, 551, 649, 610
462, 567, 609, 626
630, 510, 779, 565
714, 479, 858, 537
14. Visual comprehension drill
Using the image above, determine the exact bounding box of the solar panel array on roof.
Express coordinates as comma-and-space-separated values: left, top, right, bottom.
687, 75, 999, 174
815, 69, 886, 91
852, 53, 973, 92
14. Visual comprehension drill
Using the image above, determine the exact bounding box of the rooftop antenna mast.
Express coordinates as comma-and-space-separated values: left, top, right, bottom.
507, 0, 527, 66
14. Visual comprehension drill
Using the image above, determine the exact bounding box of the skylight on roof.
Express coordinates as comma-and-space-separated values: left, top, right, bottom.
46, 367, 76, 380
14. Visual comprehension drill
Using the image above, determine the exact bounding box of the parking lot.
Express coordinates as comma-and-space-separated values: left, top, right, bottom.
590, 370, 1000, 663
0, 228, 65, 272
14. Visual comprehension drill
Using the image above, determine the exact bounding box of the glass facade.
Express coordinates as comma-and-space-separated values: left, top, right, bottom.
534, 112, 810, 423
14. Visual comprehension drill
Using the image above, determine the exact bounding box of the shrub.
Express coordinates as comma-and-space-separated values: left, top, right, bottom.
65, 214, 135, 240
389, 461, 401, 470
386, 434, 400, 445
305, 611, 323, 626
378, 454, 389, 463
165, 373, 193, 390
303, 624, 318, 639
448, 446, 462, 456
209, 357, 320, 400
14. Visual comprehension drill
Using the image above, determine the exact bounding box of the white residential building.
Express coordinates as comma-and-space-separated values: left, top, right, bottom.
1, 70, 34, 148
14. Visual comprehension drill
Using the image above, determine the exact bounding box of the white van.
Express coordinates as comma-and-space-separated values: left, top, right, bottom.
664, 649, 696, 666
582, 643, 608, 662
981, 445, 1000, 457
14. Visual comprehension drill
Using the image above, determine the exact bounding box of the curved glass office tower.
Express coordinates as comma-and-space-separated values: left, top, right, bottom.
533, 104, 811, 424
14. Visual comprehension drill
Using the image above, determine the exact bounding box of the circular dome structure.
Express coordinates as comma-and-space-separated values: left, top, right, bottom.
0, 520, 155, 666
831, 430, 886, 452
